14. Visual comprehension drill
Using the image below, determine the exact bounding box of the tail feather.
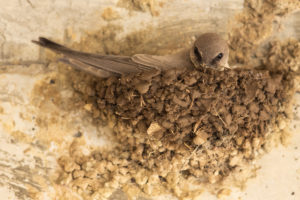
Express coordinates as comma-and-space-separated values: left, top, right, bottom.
32, 37, 71, 52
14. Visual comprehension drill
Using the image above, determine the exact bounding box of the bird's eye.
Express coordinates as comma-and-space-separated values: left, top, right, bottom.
216, 53, 223, 60
194, 47, 202, 62
211, 52, 224, 66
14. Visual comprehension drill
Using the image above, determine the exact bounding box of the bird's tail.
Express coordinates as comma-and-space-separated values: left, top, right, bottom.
32, 37, 75, 54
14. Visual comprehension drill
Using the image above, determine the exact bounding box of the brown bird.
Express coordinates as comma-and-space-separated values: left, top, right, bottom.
32, 33, 229, 78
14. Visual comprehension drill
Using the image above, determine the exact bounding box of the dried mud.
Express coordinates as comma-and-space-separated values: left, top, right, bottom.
229, 0, 300, 70
56, 65, 295, 199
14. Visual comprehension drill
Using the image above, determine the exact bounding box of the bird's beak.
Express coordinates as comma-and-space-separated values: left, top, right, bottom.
224, 62, 230, 69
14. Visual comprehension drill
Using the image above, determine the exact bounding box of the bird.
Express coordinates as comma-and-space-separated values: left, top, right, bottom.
32, 33, 229, 78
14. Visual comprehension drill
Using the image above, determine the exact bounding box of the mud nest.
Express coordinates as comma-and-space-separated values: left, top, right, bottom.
71, 66, 294, 187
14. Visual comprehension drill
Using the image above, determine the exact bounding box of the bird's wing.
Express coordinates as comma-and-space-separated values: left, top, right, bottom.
131, 54, 170, 69
132, 51, 192, 70
33, 37, 164, 78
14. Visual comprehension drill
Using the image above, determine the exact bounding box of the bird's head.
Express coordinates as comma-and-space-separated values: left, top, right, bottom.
190, 33, 229, 70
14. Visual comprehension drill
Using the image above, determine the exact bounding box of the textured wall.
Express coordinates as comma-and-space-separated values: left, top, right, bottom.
0, 0, 243, 63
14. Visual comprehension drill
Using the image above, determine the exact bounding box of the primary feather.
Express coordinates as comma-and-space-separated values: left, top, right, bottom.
33, 37, 162, 77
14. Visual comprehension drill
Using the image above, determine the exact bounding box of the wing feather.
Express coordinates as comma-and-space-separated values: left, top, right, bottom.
32, 37, 160, 77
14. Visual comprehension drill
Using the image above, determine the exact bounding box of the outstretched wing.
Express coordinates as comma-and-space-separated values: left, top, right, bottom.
32, 37, 162, 78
